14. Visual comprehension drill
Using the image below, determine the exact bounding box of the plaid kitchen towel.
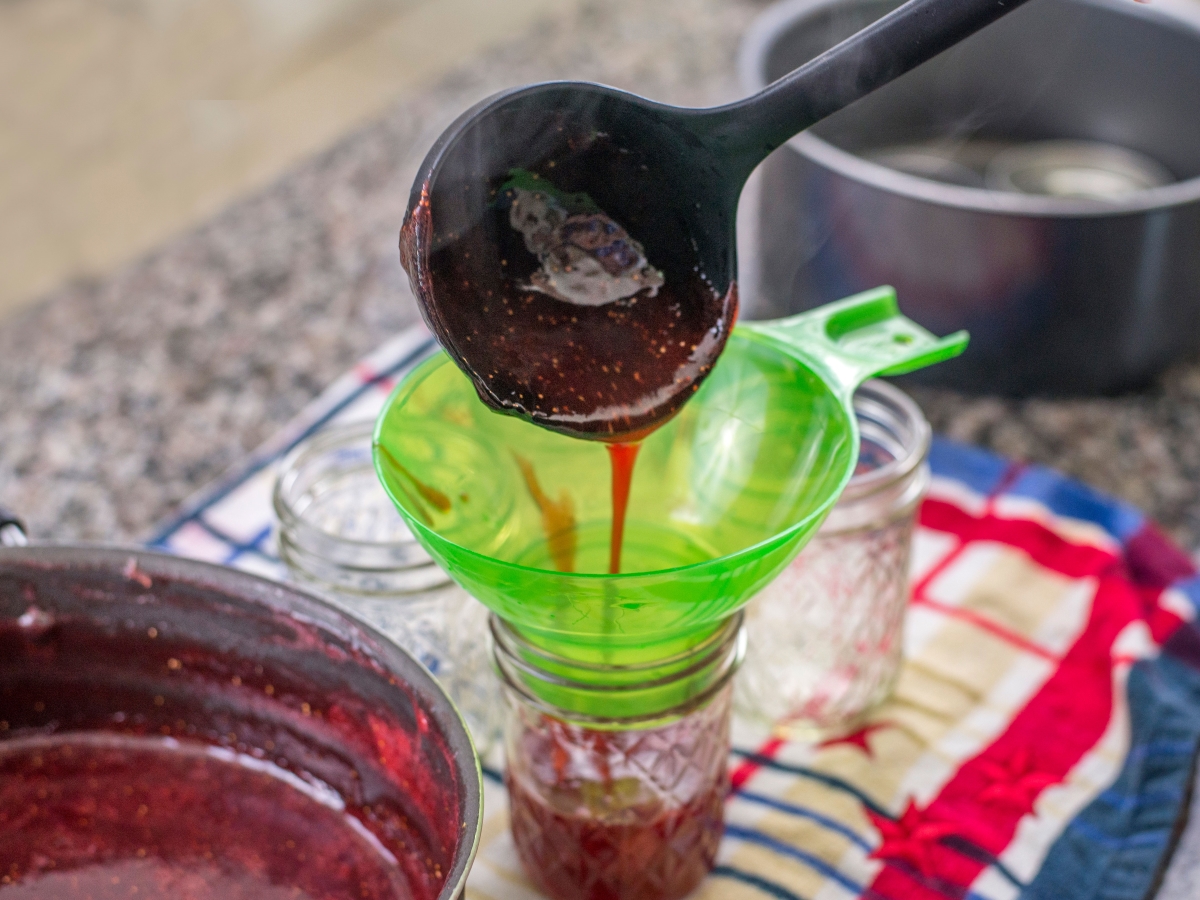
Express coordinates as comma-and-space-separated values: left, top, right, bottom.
150, 324, 1200, 900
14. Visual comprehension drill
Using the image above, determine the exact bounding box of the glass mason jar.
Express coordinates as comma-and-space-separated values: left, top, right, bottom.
493, 613, 744, 900
734, 379, 931, 737
273, 420, 502, 756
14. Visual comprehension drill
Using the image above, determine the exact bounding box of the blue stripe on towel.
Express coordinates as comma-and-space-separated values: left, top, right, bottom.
735, 789, 873, 851
929, 437, 1012, 497
710, 865, 809, 899
1024, 654, 1200, 900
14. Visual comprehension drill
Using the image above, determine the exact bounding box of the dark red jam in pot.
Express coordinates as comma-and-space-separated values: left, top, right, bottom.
503, 689, 732, 900
0, 735, 415, 899
0, 560, 474, 900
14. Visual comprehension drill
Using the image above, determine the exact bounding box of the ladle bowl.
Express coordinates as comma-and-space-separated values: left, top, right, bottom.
375, 288, 965, 666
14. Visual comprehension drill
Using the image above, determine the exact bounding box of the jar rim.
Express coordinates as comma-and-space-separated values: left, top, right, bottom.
492, 612, 744, 678
274, 420, 431, 556
491, 613, 745, 726
840, 379, 932, 503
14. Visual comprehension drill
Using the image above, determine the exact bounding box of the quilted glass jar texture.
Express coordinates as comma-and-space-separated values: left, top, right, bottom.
273, 420, 502, 756
735, 379, 931, 736
493, 614, 743, 900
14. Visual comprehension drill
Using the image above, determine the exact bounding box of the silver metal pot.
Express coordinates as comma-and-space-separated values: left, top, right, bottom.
740, 0, 1200, 394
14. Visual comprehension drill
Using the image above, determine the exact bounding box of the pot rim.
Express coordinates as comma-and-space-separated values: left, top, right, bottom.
738, 0, 1200, 218
0, 543, 483, 900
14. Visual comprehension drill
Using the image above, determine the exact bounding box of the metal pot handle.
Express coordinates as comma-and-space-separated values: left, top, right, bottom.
0, 505, 28, 547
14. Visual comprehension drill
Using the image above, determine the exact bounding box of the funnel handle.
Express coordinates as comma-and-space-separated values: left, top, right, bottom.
739, 287, 968, 399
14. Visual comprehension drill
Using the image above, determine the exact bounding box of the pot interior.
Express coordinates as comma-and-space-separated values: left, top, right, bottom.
0, 549, 479, 900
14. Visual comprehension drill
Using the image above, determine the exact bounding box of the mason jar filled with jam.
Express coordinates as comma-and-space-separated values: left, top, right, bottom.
492, 613, 744, 900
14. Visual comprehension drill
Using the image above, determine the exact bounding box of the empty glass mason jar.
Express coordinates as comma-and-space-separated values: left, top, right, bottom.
273, 420, 502, 756
494, 613, 744, 900
734, 379, 931, 738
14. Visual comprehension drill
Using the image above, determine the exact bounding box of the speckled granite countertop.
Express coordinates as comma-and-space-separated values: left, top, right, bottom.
2, 0, 1200, 563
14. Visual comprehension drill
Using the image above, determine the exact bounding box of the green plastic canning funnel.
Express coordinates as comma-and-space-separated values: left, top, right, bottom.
374, 287, 966, 675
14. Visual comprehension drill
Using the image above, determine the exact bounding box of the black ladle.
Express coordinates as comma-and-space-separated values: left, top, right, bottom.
400, 0, 1033, 442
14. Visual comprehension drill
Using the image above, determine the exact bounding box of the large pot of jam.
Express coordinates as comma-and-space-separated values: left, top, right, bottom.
0, 545, 482, 900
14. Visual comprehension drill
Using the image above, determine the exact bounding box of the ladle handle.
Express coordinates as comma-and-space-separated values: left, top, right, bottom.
739, 287, 968, 400
701, 0, 1034, 178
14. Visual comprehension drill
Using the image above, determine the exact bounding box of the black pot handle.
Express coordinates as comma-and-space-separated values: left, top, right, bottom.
0, 505, 28, 547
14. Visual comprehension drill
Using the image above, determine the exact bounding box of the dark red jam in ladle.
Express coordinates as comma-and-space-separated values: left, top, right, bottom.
401, 129, 737, 443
